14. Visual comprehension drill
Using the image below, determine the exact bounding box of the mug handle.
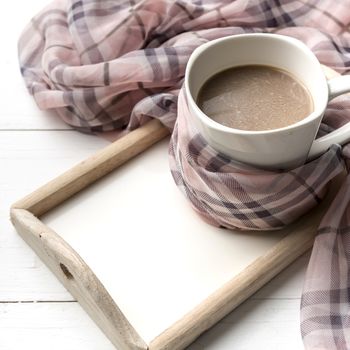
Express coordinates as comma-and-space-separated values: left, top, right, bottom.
307, 75, 350, 160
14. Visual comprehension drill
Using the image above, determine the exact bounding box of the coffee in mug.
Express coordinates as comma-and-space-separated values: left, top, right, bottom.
185, 34, 350, 169
197, 65, 313, 131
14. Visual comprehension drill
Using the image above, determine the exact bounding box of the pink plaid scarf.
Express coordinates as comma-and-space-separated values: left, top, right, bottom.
18, 0, 350, 348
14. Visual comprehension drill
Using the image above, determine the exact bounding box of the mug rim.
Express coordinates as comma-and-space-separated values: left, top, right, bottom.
184, 33, 329, 136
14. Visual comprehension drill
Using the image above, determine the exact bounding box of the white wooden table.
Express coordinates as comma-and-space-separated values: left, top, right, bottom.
1, 2, 306, 349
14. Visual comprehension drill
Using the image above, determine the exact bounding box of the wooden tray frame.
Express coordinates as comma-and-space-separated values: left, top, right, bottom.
10, 119, 338, 350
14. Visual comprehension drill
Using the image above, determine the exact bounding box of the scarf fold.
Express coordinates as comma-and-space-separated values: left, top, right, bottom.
18, 0, 350, 348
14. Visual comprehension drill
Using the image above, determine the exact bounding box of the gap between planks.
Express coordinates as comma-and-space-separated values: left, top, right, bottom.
0, 129, 74, 131
0, 300, 77, 304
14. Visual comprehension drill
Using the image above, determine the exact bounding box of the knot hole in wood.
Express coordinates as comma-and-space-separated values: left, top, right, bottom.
60, 263, 74, 280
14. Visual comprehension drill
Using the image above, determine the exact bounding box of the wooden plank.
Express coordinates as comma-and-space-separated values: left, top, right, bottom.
188, 299, 303, 350
10, 208, 148, 350
0, 302, 116, 350
0, 131, 109, 200
0, 298, 303, 350
12, 120, 169, 217
0, 75, 71, 130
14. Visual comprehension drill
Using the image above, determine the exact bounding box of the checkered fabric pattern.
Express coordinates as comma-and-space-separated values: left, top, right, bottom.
18, 1, 350, 348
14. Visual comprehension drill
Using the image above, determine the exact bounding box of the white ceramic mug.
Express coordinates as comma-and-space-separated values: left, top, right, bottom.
185, 33, 350, 169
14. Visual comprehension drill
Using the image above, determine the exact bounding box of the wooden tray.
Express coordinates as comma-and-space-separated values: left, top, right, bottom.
9, 117, 341, 350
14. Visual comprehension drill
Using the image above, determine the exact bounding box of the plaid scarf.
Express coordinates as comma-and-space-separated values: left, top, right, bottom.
18, 0, 350, 348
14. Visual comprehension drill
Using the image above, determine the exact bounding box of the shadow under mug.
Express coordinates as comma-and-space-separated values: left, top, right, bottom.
185, 33, 350, 169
